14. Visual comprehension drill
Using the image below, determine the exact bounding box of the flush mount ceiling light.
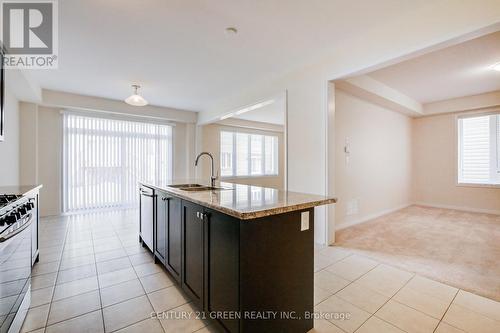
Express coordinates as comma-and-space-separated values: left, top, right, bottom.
225, 27, 238, 35
125, 84, 148, 106
491, 62, 500, 72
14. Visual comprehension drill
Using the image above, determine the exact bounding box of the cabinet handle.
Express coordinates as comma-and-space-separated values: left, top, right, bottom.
161, 197, 170, 201
140, 190, 156, 198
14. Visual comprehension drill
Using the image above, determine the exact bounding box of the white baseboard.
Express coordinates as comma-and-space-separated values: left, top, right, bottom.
335, 203, 412, 231
414, 202, 500, 215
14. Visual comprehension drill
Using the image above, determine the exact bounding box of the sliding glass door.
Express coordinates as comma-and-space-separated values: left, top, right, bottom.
62, 112, 173, 212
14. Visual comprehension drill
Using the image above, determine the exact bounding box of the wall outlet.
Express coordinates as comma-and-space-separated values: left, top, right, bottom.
301, 211, 309, 231
346, 199, 359, 216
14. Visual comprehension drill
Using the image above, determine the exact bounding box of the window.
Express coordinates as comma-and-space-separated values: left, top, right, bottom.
63, 112, 173, 212
458, 113, 500, 185
220, 131, 278, 177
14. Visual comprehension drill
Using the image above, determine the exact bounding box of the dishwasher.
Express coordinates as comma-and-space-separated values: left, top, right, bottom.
139, 186, 155, 252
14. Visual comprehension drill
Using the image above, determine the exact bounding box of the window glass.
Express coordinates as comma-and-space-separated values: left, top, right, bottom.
220, 130, 279, 177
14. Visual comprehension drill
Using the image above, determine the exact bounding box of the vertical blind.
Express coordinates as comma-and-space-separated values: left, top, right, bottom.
458, 114, 500, 185
63, 112, 173, 212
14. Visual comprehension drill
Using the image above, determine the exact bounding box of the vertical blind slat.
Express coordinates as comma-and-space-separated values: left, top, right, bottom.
62, 113, 173, 212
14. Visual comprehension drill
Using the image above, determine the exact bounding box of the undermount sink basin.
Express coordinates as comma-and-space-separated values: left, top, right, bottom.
167, 184, 204, 188
180, 186, 220, 191
168, 184, 229, 192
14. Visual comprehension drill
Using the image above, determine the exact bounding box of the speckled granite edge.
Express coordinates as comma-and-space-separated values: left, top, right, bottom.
140, 181, 337, 220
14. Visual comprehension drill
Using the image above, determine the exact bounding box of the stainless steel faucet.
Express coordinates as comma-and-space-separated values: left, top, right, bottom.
195, 152, 218, 187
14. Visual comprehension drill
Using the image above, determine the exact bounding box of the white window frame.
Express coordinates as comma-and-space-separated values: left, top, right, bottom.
456, 111, 500, 188
220, 130, 279, 178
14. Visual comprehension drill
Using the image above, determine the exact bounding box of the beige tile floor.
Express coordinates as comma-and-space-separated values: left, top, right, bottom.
20, 210, 500, 333
313, 245, 500, 333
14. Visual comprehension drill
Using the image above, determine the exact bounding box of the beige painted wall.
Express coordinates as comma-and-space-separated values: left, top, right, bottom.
0, 89, 20, 186
198, 2, 500, 245
20, 106, 196, 217
334, 90, 413, 229
199, 122, 285, 189
413, 111, 500, 214
37, 106, 62, 216
19, 103, 38, 185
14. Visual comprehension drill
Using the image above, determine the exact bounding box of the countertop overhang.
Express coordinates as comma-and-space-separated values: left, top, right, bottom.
0, 184, 43, 215
139, 180, 336, 220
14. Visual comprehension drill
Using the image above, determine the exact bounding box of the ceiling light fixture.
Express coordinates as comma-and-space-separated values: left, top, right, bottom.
491, 62, 500, 72
125, 84, 148, 106
225, 27, 238, 35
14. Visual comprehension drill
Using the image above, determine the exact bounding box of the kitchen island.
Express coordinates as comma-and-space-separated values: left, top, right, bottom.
138, 180, 336, 333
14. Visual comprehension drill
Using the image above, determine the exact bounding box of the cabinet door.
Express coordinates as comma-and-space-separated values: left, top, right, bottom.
154, 193, 168, 264
205, 210, 240, 332
166, 197, 181, 282
181, 200, 205, 309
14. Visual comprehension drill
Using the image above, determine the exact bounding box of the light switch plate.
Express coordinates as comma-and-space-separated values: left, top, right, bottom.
301, 211, 309, 231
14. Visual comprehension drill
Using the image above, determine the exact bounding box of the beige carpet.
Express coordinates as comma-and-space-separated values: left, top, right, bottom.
336, 205, 500, 302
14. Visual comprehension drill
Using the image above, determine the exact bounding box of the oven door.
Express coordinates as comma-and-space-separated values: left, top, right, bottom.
0, 213, 33, 333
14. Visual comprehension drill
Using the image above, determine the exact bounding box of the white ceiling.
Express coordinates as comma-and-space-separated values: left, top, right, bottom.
233, 100, 284, 125
368, 31, 500, 104
26, 0, 424, 112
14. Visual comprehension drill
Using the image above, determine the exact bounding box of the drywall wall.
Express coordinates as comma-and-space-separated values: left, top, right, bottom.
37, 106, 62, 216
413, 111, 500, 214
174, 122, 196, 181
21, 104, 196, 217
423, 91, 500, 115
19, 102, 38, 185
42, 90, 197, 123
197, 2, 500, 244
199, 121, 285, 189
0, 88, 20, 186
334, 90, 413, 229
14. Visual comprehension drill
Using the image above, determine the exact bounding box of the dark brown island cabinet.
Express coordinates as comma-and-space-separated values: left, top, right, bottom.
139, 182, 336, 333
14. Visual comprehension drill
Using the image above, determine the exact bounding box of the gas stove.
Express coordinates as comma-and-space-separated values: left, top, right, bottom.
0, 194, 23, 209
0, 194, 33, 234
0, 191, 37, 333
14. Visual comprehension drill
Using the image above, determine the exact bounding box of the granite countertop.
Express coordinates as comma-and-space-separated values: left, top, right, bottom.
0, 185, 43, 196
140, 180, 336, 220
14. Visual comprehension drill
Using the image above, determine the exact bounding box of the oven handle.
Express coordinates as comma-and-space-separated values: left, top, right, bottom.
0, 213, 33, 243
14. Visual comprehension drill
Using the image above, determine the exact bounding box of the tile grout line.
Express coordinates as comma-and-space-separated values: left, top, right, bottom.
315, 259, 382, 332
114, 214, 167, 333
446, 290, 500, 324
314, 258, 380, 308
368, 272, 416, 333
337, 250, 471, 325
89, 217, 107, 333
39, 216, 70, 331
329, 253, 454, 332
314, 251, 353, 273
432, 289, 459, 333
36, 213, 128, 331
316, 251, 416, 333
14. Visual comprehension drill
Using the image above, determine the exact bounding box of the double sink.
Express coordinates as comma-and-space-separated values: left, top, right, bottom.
168, 184, 230, 192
